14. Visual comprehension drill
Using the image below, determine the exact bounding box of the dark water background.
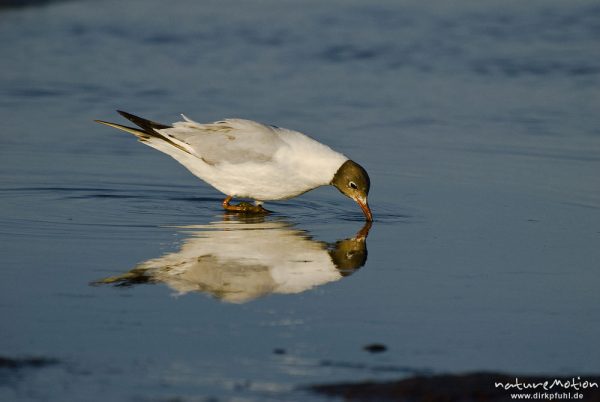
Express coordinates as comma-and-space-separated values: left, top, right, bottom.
1, 0, 599, 400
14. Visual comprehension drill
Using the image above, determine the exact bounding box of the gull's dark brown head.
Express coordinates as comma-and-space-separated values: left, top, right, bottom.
331, 160, 372, 221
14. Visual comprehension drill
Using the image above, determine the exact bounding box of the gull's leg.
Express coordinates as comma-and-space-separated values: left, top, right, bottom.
222, 196, 270, 214
222, 195, 235, 211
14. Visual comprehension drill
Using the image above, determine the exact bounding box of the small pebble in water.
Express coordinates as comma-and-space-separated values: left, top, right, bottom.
363, 343, 387, 353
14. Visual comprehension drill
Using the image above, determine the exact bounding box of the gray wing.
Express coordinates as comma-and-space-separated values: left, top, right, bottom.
157, 116, 285, 165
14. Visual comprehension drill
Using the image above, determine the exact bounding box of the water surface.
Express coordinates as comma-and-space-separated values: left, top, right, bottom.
1, 0, 599, 400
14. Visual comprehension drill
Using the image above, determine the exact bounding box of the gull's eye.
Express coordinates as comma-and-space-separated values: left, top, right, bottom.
349, 181, 358, 189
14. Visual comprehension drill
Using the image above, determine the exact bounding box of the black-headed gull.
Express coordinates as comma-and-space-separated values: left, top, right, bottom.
95, 111, 372, 220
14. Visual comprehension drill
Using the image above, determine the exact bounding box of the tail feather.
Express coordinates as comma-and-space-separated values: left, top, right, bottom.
95, 111, 193, 155
94, 120, 152, 140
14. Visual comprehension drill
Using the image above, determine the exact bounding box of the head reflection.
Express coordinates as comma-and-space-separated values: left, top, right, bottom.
94, 216, 371, 303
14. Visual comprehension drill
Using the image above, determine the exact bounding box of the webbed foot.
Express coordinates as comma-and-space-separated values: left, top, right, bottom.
222, 196, 271, 214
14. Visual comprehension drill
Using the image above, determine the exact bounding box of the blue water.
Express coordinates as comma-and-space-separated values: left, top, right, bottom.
1, 0, 599, 400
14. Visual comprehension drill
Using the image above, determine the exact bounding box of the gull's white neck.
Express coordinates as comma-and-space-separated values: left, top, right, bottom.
274, 128, 348, 196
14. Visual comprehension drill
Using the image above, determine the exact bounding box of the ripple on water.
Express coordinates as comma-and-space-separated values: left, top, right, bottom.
0, 185, 414, 242
272, 198, 414, 225
0, 185, 220, 240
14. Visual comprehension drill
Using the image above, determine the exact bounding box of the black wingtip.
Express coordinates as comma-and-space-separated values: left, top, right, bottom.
116, 110, 133, 119
117, 110, 145, 124
116, 110, 172, 131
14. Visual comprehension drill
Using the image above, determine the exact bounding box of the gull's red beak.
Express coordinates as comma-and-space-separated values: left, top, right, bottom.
356, 198, 373, 222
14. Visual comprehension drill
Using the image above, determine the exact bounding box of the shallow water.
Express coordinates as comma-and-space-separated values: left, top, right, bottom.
1, 0, 599, 401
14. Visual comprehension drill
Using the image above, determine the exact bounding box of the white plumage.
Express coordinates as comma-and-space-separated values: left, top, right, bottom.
153, 116, 348, 201
95, 111, 372, 220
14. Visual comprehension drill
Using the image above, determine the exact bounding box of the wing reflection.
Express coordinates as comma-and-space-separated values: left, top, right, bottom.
94, 217, 371, 303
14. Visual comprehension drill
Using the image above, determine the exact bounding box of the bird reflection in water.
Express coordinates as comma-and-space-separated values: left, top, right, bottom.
93, 216, 371, 303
